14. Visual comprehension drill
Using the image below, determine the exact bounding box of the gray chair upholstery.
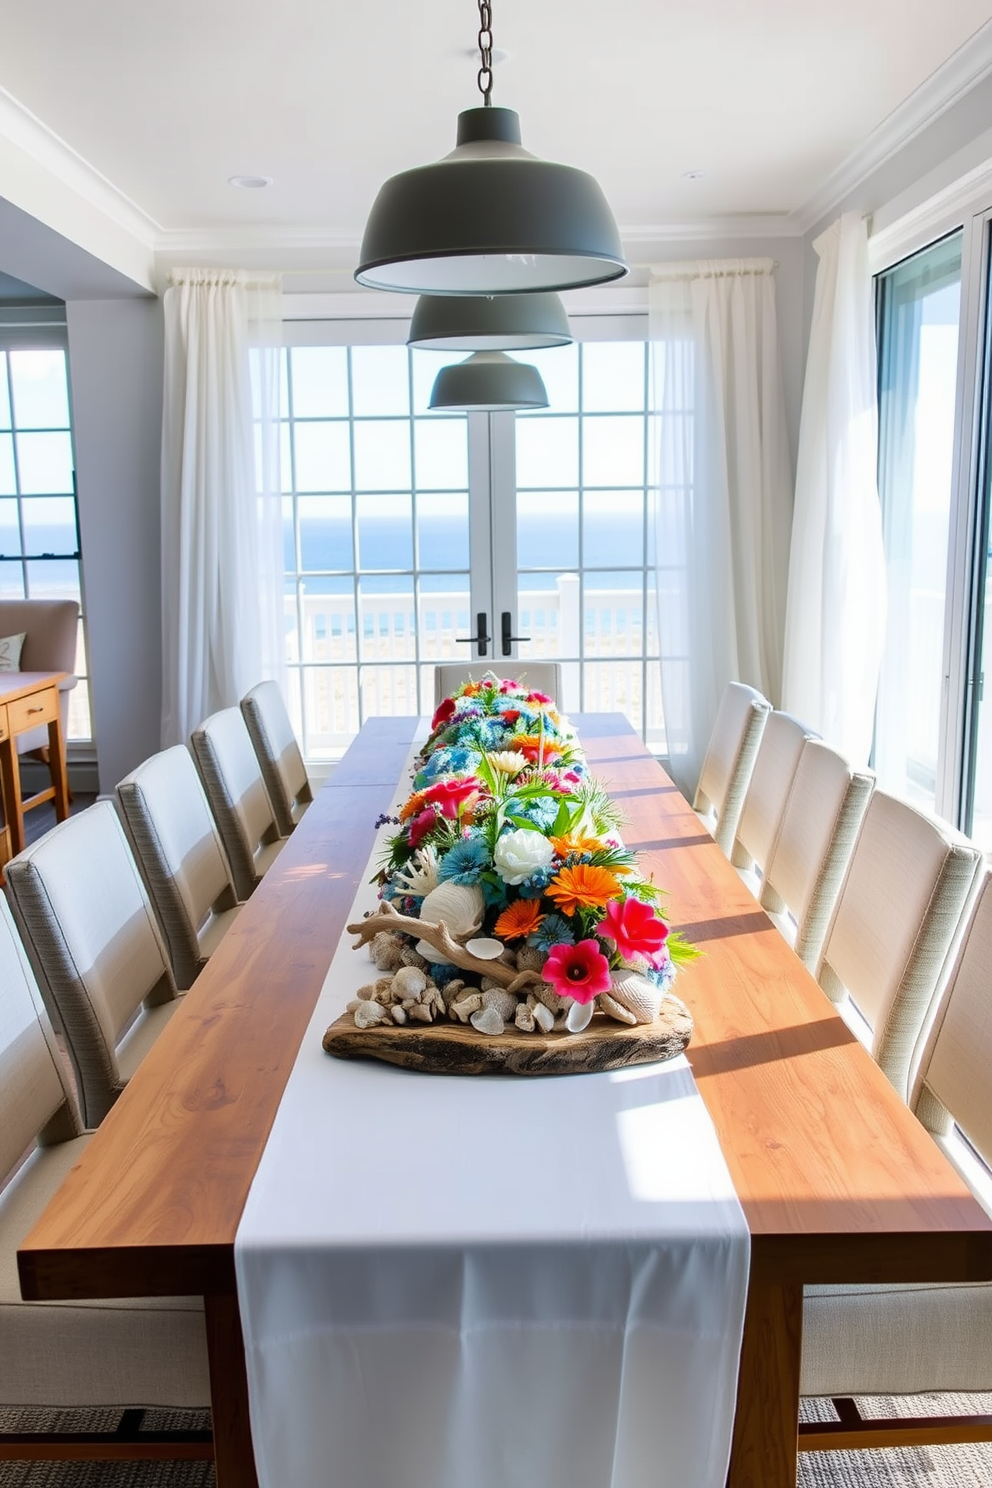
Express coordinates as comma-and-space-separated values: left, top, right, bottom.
190, 707, 287, 903
692, 681, 771, 856
815, 791, 983, 1101
241, 680, 312, 839
802, 869, 992, 1421
731, 711, 813, 881
117, 745, 243, 991
0, 599, 79, 755
759, 739, 874, 972
6, 801, 181, 1127
0, 892, 209, 1436
433, 663, 563, 709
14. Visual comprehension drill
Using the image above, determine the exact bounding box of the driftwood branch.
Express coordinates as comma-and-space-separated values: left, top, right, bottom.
348, 901, 543, 994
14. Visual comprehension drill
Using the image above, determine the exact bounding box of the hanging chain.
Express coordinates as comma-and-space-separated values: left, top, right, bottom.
477, 0, 494, 105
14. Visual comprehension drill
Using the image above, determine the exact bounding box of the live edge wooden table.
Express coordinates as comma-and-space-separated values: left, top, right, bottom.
17, 715, 992, 1488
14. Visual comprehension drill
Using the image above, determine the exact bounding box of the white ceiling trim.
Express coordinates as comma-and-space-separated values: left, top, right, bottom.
0, 84, 159, 246
794, 16, 992, 233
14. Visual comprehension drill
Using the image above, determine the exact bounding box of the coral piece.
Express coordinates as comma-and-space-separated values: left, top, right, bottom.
370, 931, 406, 971
400, 947, 431, 970
515, 945, 545, 973
409, 1003, 434, 1024
515, 1003, 536, 1032
481, 987, 518, 1023
450, 992, 483, 1023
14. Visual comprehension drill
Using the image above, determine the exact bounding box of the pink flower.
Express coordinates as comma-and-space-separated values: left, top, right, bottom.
423, 777, 481, 818
527, 690, 552, 705
408, 807, 439, 849
499, 678, 521, 693
596, 897, 670, 966
430, 696, 457, 730
542, 940, 612, 1005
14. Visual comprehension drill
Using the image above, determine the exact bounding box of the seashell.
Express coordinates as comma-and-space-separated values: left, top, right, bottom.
370, 932, 406, 971
597, 992, 637, 1026
603, 970, 663, 1026
532, 1001, 555, 1034
400, 947, 431, 970
353, 1000, 390, 1030
355, 984, 376, 1001
420, 882, 485, 940
392, 966, 428, 999
515, 946, 545, 972
566, 999, 595, 1033
409, 1002, 434, 1024
515, 1003, 536, 1032
481, 987, 518, 1023
442, 979, 466, 1009
390, 1005, 408, 1025
450, 992, 483, 1023
470, 1005, 505, 1036
465, 937, 505, 960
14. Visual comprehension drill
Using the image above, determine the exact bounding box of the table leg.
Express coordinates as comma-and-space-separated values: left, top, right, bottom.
0, 739, 24, 856
726, 1278, 802, 1488
204, 1294, 259, 1488
46, 715, 70, 822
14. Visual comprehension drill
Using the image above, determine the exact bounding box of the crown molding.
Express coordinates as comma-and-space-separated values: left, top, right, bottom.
868, 152, 992, 272
0, 85, 159, 247
794, 18, 992, 234
621, 215, 802, 245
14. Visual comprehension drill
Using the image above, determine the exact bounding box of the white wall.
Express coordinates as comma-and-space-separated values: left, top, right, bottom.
66, 298, 163, 794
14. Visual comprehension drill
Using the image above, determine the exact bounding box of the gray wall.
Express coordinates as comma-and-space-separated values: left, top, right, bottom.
66, 298, 163, 794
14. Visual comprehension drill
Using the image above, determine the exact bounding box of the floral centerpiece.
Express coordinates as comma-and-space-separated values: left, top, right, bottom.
345, 676, 697, 1038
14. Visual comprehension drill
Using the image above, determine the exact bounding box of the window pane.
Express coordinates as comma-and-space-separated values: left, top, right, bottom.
360, 664, 419, 717
68, 677, 92, 742
417, 493, 469, 570
874, 231, 963, 811
0, 359, 9, 430
353, 421, 411, 491
300, 664, 359, 756
0, 564, 24, 598
417, 574, 471, 660
583, 415, 644, 487
517, 573, 573, 659
351, 346, 409, 417
0, 434, 13, 495
9, 350, 69, 428
516, 417, 579, 488
583, 342, 646, 413
299, 494, 353, 572
22, 496, 78, 557
518, 344, 578, 414
357, 493, 413, 570
358, 575, 416, 662
16, 431, 74, 494
290, 347, 349, 418
414, 417, 467, 489
584, 572, 645, 658
0, 499, 19, 555
583, 491, 644, 567
300, 583, 356, 663
518, 491, 579, 570
294, 422, 351, 492
26, 557, 80, 598
282, 496, 296, 572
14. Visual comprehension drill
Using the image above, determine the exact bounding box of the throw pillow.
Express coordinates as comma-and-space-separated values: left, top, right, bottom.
0, 632, 25, 672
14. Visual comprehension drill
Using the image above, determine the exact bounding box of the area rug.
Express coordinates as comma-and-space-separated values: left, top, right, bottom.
0, 1411, 213, 1488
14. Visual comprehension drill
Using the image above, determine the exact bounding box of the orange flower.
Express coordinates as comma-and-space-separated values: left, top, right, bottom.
550, 831, 604, 858
546, 864, 623, 917
494, 900, 545, 941
508, 733, 563, 762
399, 790, 428, 821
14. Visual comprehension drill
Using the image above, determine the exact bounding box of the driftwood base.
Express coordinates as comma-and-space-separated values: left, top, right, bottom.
322, 995, 693, 1076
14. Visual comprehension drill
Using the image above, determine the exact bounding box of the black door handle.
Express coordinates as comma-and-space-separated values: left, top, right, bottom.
501, 612, 532, 656
455, 612, 491, 657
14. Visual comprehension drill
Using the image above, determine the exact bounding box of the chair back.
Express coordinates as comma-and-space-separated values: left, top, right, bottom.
816, 791, 983, 1099
6, 801, 177, 1126
117, 746, 241, 990
0, 895, 79, 1173
190, 708, 284, 901
693, 681, 770, 855
761, 739, 874, 970
433, 663, 563, 710
241, 681, 312, 838
732, 711, 812, 874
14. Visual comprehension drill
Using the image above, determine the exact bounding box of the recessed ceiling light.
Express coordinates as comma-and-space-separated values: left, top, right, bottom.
229, 174, 272, 189
683, 170, 706, 181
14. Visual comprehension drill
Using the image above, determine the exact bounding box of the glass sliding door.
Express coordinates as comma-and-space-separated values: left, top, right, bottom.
874, 231, 963, 810
962, 222, 992, 847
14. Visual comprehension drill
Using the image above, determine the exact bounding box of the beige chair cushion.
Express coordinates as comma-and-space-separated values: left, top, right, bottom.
6, 801, 179, 1127
0, 599, 79, 754
433, 663, 564, 710
731, 711, 811, 877
241, 680, 312, 839
117, 745, 242, 990
816, 792, 982, 1100
190, 708, 287, 902
760, 740, 874, 972
0, 1135, 209, 1408
693, 681, 770, 856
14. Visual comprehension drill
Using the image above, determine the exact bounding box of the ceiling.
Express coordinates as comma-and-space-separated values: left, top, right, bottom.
0, 0, 990, 254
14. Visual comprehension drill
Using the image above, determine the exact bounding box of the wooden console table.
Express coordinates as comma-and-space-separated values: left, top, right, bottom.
0, 671, 70, 861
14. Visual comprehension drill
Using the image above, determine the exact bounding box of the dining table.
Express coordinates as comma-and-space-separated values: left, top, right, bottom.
17, 712, 992, 1488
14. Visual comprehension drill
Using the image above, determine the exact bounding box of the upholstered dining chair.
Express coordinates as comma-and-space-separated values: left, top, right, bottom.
731, 710, 813, 888
241, 680, 313, 838
757, 739, 874, 973
6, 800, 181, 1127
800, 867, 992, 1454
814, 791, 983, 1101
117, 746, 243, 991
433, 662, 563, 709
692, 681, 771, 856
190, 707, 288, 902
0, 893, 211, 1462
0, 598, 79, 757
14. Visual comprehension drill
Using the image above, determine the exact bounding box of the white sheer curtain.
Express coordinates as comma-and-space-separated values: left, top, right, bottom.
160, 269, 284, 747
649, 259, 792, 797
780, 213, 886, 764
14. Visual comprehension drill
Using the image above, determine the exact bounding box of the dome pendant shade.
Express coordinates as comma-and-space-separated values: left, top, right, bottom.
408, 292, 571, 351
429, 352, 548, 412
357, 107, 627, 296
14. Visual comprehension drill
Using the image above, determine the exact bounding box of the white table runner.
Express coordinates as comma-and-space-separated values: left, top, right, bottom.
236, 805, 751, 1488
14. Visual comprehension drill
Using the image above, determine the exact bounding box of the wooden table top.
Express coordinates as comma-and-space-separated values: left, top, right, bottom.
18, 713, 992, 1304
0, 671, 67, 705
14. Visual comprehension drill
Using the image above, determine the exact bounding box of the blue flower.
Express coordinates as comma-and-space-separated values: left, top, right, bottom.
512, 795, 559, 830
646, 956, 677, 994
518, 866, 555, 898
480, 874, 509, 911
438, 836, 491, 886
528, 913, 575, 953
413, 746, 481, 788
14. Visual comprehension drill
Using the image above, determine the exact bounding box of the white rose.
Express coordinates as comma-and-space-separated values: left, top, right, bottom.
494, 828, 555, 885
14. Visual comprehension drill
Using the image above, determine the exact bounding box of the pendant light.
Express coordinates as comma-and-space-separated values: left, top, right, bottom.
408, 292, 571, 351
428, 352, 549, 412
356, 2, 627, 296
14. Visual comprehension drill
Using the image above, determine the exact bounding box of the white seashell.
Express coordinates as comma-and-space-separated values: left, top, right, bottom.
566, 999, 595, 1033
353, 1000, 389, 1030
605, 970, 663, 1026
465, 937, 505, 960
481, 987, 518, 1023
597, 992, 637, 1026
390, 1005, 407, 1025
420, 882, 485, 938
392, 966, 428, 999
471, 1005, 505, 1036
515, 1003, 536, 1032
532, 1001, 556, 1034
